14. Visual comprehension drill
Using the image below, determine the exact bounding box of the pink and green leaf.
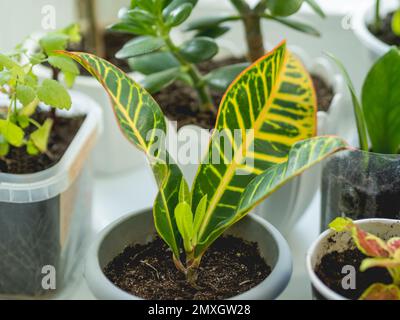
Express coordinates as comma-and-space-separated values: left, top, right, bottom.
359, 283, 400, 300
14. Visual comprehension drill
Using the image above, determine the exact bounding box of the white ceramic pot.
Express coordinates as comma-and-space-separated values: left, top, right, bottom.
25, 36, 146, 176
85, 208, 292, 300
306, 219, 400, 300
353, 0, 398, 62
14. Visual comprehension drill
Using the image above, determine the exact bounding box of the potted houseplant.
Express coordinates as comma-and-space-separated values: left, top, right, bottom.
59, 41, 347, 299
186, 0, 352, 230
353, 0, 400, 62
307, 217, 400, 300
109, 0, 339, 233
26, 1, 143, 175
321, 48, 400, 229
0, 28, 101, 298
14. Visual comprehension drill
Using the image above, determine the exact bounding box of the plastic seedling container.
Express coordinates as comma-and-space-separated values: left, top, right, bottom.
0, 91, 101, 299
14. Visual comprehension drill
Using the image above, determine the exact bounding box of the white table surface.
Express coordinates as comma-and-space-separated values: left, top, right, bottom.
69, 165, 322, 300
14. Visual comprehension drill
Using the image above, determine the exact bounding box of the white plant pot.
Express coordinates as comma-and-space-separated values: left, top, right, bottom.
25, 36, 146, 176
353, 0, 398, 62
306, 219, 400, 300
0, 91, 101, 299
85, 209, 292, 300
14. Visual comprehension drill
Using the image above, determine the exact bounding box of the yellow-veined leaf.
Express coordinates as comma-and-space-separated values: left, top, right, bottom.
191, 41, 317, 257
58, 51, 186, 262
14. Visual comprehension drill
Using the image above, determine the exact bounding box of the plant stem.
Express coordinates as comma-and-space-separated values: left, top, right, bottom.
163, 35, 216, 113
186, 253, 201, 288
243, 13, 266, 62
50, 67, 60, 120
374, 0, 382, 32
230, 0, 266, 62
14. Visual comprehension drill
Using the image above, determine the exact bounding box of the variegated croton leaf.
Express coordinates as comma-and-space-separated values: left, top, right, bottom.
330, 217, 400, 300
59, 51, 185, 264
191, 41, 319, 256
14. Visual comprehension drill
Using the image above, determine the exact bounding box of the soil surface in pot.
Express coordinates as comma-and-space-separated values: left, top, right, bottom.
67, 31, 134, 76
315, 247, 392, 300
0, 111, 85, 174
104, 235, 271, 300
369, 12, 400, 47
154, 57, 333, 129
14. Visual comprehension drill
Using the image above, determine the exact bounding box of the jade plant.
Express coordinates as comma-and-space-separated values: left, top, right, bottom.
373, 0, 400, 36
329, 48, 400, 154
109, 0, 248, 114
0, 27, 79, 159
59, 41, 347, 285
330, 217, 400, 300
188, 0, 325, 62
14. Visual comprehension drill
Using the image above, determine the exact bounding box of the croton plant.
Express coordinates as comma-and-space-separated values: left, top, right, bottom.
59, 41, 347, 285
188, 0, 325, 62
0, 25, 79, 158
330, 218, 400, 300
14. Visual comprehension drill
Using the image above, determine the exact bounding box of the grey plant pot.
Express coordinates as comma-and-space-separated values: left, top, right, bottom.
306, 219, 400, 300
85, 209, 293, 300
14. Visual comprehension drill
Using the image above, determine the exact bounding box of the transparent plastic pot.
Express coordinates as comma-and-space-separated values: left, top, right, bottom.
0, 91, 101, 299
321, 149, 400, 230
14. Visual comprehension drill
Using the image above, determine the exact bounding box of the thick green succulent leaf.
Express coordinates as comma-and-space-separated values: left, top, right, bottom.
262, 14, 320, 36
165, 3, 193, 27
186, 15, 240, 31
195, 25, 231, 39
304, 0, 326, 18
267, 0, 303, 17
192, 41, 317, 256
129, 51, 180, 75
116, 36, 165, 59
362, 48, 400, 154
179, 37, 219, 63
140, 67, 182, 93
59, 51, 186, 260
204, 63, 249, 92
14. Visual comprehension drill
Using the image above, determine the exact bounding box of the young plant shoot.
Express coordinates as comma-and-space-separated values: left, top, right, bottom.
330, 217, 400, 300
109, 0, 248, 113
373, 0, 400, 36
59, 41, 347, 285
188, 0, 325, 62
328, 48, 400, 154
0, 25, 79, 159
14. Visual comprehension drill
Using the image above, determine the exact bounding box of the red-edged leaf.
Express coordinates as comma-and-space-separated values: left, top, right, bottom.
360, 284, 400, 300
353, 227, 390, 258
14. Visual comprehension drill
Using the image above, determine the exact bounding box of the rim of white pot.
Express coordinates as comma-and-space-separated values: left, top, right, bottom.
85, 209, 292, 300
306, 218, 400, 300
353, 0, 397, 58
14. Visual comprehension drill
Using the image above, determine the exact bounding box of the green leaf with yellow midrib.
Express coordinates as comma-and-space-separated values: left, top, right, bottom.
192, 41, 317, 253
59, 51, 184, 260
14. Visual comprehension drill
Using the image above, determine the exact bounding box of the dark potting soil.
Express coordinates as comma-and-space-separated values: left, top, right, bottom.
315, 247, 392, 300
154, 57, 333, 129
104, 236, 271, 300
0, 111, 84, 174
67, 31, 134, 76
369, 12, 400, 47
311, 75, 334, 112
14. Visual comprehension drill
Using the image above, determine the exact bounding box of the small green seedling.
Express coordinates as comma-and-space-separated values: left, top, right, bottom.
0, 25, 80, 159
60, 41, 347, 286
328, 48, 400, 154
330, 217, 400, 300
188, 0, 325, 62
109, 0, 249, 114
